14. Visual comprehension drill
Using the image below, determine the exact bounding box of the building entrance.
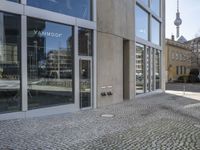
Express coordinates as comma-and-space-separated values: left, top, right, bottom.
79, 59, 92, 108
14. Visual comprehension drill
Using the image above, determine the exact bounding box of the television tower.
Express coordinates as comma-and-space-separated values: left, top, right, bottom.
174, 0, 182, 38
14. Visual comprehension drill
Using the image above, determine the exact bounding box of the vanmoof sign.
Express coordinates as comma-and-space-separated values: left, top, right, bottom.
33, 30, 63, 38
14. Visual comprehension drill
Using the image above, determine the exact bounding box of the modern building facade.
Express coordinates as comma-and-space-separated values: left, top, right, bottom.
165, 38, 192, 82
0, 0, 165, 120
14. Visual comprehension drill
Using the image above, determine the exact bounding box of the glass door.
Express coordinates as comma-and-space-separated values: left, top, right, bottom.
79, 59, 92, 108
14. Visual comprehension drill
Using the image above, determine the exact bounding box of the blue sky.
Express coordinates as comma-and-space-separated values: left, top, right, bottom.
166, 0, 200, 40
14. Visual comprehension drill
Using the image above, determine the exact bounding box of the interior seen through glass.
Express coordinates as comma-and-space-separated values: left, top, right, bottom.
0, 12, 21, 113
27, 17, 74, 109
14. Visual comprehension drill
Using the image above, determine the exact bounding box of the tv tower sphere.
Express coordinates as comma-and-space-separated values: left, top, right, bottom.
174, 13, 182, 26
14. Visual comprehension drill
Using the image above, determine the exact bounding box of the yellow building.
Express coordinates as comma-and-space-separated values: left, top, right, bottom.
165, 38, 192, 82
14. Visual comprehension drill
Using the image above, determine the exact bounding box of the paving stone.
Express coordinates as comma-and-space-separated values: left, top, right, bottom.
0, 84, 200, 149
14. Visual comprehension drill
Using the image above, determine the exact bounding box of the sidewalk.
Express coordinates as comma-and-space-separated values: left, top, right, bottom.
166, 83, 200, 92
0, 91, 200, 149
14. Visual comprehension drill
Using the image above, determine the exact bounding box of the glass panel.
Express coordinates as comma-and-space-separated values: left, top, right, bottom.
27, 17, 74, 109
136, 5, 149, 41
146, 47, 150, 92
176, 66, 179, 75
150, 49, 154, 91
172, 52, 175, 60
0, 12, 21, 113
151, 18, 160, 45
27, 0, 92, 20
150, 0, 160, 16
136, 44, 144, 94
180, 66, 183, 74
155, 50, 161, 89
138, 0, 149, 6
78, 28, 92, 56
6, 0, 20, 3
80, 60, 91, 108
184, 67, 186, 74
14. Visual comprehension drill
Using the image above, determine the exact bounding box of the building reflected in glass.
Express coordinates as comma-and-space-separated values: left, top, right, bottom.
27, 0, 92, 20
0, 12, 21, 113
136, 5, 148, 40
27, 18, 74, 109
136, 44, 145, 94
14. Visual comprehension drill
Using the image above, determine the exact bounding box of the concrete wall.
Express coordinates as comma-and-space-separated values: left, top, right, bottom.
97, 0, 134, 40
96, 0, 165, 107
161, 0, 166, 91
96, 0, 135, 107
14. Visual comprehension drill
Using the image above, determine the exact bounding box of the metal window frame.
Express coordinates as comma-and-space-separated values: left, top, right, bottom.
135, 0, 164, 96
136, 0, 163, 48
78, 57, 93, 110
135, 43, 145, 95
77, 26, 95, 109
144, 45, 147, 93
21, 15, 28, 111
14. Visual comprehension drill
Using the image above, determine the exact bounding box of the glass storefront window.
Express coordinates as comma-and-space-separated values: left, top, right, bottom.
136, 5, 149, 41
138, 0, 149, 6
150, 0, 160, 16
150, 49, 154, 91
136, 44, 145, 95
146, 47, 150, 92
135, 45, 161, 94
151, 18, 160, 45
0, 12, 21, 113
80, 60, 91, 108
78, 28, 92, 56
155, 50, 161, 89
27, 17, 74, 109
27, 0, 92, 21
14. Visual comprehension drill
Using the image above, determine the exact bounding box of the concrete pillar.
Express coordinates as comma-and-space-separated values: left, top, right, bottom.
123, 40, 135, 100
161, 0, 166, 91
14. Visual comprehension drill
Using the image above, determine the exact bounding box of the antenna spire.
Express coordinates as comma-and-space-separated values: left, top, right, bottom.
174, 0, 182, 38
177, 0, 179, 12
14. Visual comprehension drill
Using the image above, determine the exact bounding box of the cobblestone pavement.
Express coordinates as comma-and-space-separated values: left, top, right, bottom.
1, 86, 200, 149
